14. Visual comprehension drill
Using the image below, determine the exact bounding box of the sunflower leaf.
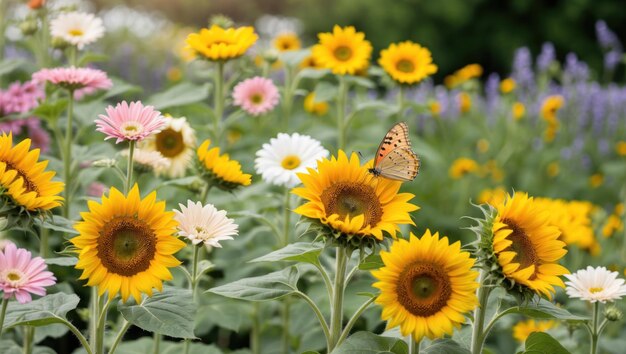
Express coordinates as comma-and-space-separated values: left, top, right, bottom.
3, 292, 79, 329
207, 267, 299, 301
146, 82, 210, 110
118, 286, 196, 339
313, 82, 338, 103
498, 298, 588, 322
332, 331, 408, 354
422, 339, 470, 354
522, 332, 571, 354
249, 242, 324, 265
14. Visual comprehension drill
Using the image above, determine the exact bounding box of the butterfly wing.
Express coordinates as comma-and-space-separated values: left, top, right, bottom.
374, 122, 412, 166
376, 147, 420, 181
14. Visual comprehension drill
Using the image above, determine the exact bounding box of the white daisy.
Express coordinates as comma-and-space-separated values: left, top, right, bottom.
140, 116, 196, 178
121, 148, 170, 173
255, 133, 329, 188
50, 12, 105, 49
174, 200, 238, 248
565, 266, 626, 303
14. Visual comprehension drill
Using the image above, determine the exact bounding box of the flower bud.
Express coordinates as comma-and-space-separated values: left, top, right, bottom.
209, 14, 234, 29
604, 306, 623, 322
28, 0, 46, 10
91, 159, 118, 168
51, 37, 70, 50
20, 19, 39, 36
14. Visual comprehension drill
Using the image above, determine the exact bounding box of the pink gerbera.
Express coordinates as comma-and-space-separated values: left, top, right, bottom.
95, 101, 166, 143
232, 77, 280, 116
0, 80, 44, 115
0, 243, 56, 304
32, 66, 112, 93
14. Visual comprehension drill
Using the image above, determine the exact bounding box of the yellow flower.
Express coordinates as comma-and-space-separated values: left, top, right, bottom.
483, 160, 504, 182
500, 78, 516, 93
540, 95, 564, 122
304, 93, 329, 116
312, 25, 372, 75
378, 41, 437, 84
197, 139, 252, 190
492, 192, 569, 298
458, 92, 471, 113
512, 102, 525, 120
589, 174, 604, 188
602, 214, 624, 238
429, 101, 441, 117
535, 198, 597, 253
300, 54, 325, 70
141, 116, 196, 178
449, 157, 478, 179
0, 133, 64, 211
546, 162, 560, 177
477, 139, 490, 153
478, 187, 507, 206
512, 319, 557, 343
186, 25, 258, 61
372, 230, 478, 342
71, 185, 185, 303
444, 64, 483, 88
292, 151, 418, 241
273, 32, 301, 52
166, 67, 182, 82
616, 141, 626, 156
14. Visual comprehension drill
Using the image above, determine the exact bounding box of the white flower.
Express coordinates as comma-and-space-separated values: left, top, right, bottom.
565, 266, 626, 303
140, 116, 196, 178
255, 133, 328, 188
121, 148, 170, 173
174, 201, 238, 248
50, 12, 105, 49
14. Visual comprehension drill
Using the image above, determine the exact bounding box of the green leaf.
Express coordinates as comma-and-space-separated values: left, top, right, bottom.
115, 337, 223, 354
332, 332, 408, 354
32, 99, 68, 122
500, 299, 587, 322
279, 49, 310, 66
103, 77, 143, 99
358, 254, 384, 270
146, 82, 210, 110
296, 68, 331, 80
250, 242, 323, 265
522, 332, 570, 354
0, 59, 23, 76
422, 339, 470, 354
0, 340, 23, 354
208, 267, 299, 301
313, 81, 339, 103
3, 293, 79, 329
78, 52, 110, 66
196, 302, 243, 332
344, 75, 375, 88
34, 215, 79, 235
45, 257, 78, 266
118, 286, 196, 339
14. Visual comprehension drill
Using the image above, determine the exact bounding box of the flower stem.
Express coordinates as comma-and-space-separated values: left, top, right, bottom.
0, 297, 8, 336
336, 296, 376, 345
125, 140, 135, 194
470, 268, 492, 354
590, 302, 600, 354
213, 61, 225, 144
89, 287, 99, 352
397, 86, 405, 112
108, 320, 130, 354
336, 76, 348, 151
282, 65, 294, 130
23, 326, 34, 354
63, 89, 75, 218
152, 333, 161, 354
282, 295, 291, 354
409, 335, 420, 354
190, 244, 201, 301
200, 184, 212, 205
69, 45, 77, 67
95, 297, 112, 354
251, 302, 261, 354
282, 188, 291, 247
328, 245, 349, 351
39, 227, 49, 258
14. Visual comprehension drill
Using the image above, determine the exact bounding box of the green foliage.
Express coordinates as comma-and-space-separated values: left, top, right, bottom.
208, 267, 300, 301
331, 331, 408, 354
521, 332, 571, 354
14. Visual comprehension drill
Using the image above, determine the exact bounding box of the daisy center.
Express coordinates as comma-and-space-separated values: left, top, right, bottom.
321, 182, 382, 228
3, 270, 24, 286
397, 262, 452, 317
334, 46, 353, 61
281, 155, 301, 170
193, 225, 212, 240
250, 93, 264, 104
68, 29, 84, 37
120, 121, 145, 138
501, 218, 539, 272
396, 59, 415, 73
97, 216, 157, 276
589, 287, 603, 293
155, 128, 185, 158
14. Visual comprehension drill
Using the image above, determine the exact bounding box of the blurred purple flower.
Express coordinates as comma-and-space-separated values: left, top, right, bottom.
512, 47, 535, 94
564, 53, 589, 83
604, 50, 622, 71
0, 118, 51, 153
0, 80, 44, 115
537, 42, 555, 72
595, 20, 622, 51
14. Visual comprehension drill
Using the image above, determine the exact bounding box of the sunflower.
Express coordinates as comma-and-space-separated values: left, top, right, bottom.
449, 157, 479, 179
512, 319, 556, 342
196, 139, 252, 190
141, 116, 196, 178
535, 198, 597, 253
300, 54, 325, 70
540, 95, 564, 122
378, 41, 437, 85
186, 25, 258, 61
292, 151, 418, 244
0, 133, 64, 211
71, 185, 185, 303
312, 25, 372, 75
273, 32, 301, 52
372, 230, 478, 341
303, 92, 329, 116
492, 192, 569, 298
444, 64, 483, 88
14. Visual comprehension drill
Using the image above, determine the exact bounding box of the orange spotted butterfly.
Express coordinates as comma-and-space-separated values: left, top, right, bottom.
367, 122, 420, 181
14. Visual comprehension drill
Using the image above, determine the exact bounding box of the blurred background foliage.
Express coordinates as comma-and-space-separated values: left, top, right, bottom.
91, 0, 626, 80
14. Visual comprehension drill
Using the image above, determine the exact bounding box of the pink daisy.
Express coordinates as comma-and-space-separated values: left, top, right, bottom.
95, 101, 166, 143
0, 80, 44, 115
232, 77, 280, 116
32, 66, 112, 93
0, 118, 51, 153
0, 243, 56, 304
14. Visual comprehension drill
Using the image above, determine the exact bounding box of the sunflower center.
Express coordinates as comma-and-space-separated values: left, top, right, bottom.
396, 59, 415, 73
321, 182, 382, 228
251, 93, 264, 104
120, 121, 145, 138
210, 39, 234, 46
589, 287, 603, 293
397, 262, 452, 317
3, 162, 38, 194
155, 128, 185, 158
69, 29, 84, 37
334, 46, 353, 61
97, 216, 157, 276
281, 155, 301, 170
501, 218, 539, 272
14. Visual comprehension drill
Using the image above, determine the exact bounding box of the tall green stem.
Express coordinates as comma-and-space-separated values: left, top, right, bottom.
397, 86, 405, 112
282, 65, 294, 130
328, 245, 349, 351
63, 89, 75, 217
152, 333, 161, 354
251, 302, 261, 354
69, 45, 77, 67
108, 320, 131, 354
190, 244, 201, 301
282, 189, 291, 247
200, 184, 212, 205
0, 297, 8, 336
23, 327, 34, 354
213, 61, 225, 143
89, 287, 99, 352
39, 227, 49, 258
409, 335, 420, 354
590, 302, 600, 354
125, 141, 135, 193
336, 76, 348, 151
281, 188, 292, 353
470, 269, 492, 354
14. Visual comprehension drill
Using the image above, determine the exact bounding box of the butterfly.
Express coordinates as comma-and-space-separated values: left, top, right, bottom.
367, 122, 420, 181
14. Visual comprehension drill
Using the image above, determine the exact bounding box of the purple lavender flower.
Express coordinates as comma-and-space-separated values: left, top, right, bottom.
595, 20, 622, 51
604, 50, 622, 71
512, 47, 535, 94
537, 42, 555, 72
564, 53, 589, 83
485, 73, 500, 119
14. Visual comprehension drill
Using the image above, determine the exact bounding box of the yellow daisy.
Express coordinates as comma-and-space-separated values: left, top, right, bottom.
429, 101, 441, 117
500, 78, 516, 93
512, 102, 526, 120
535, 198, 597, 253
312, 25, 372, 75
273, 32, 301, 52
196, 139, 252, 190
300, 54, 325, 70
0, 133, 64, 211
378, 41, 437, 84
492, 192, 569, 298
617, 141, 626, 156
512, 319, 557, 342
185, 25, 258, 61
372, 230, 479, 341
540, 95, 564, 122
304, 92, 329, 116
449, 157, 479, 179
444, 64, 483, 88
477, 187, 507, 206
71, 184, 185, 303
141, 116, 196, 178
292, 151, 418, 241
